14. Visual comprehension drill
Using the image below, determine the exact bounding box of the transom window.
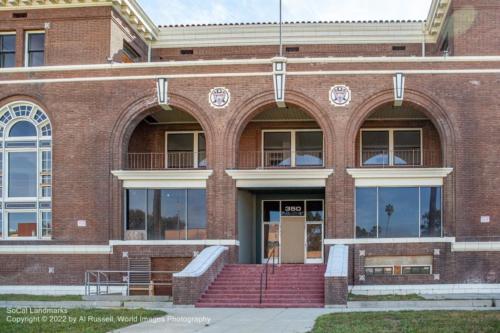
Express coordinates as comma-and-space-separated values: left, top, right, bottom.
361, 129, 422, 166
0, 34, 16, 68
0, 102, 52, 240
25, 31, 45, 67
165, 131, 206, 169
262, 130, 323, 168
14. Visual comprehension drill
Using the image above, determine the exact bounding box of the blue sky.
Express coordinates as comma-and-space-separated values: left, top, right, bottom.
138, 0, 433, 25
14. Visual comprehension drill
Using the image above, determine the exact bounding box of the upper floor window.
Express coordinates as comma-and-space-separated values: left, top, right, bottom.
0, 102, 52, 240
123, 41, 141, 63
25, 32, 45, 67
166, 131, 206, 169
263, 130, 323, 168
0, 34, 16, 68
361, 129, 422, 167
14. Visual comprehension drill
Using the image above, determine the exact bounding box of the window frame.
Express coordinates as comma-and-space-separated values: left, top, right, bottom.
401, 264, 433, 275
24, 30, 45, 67
261, 129, 324, 168
354, 186, 443, 239
0, 32, 16, 68
0, 102, 52, 240
164, 131, 205, 169
360, 128, 423, 167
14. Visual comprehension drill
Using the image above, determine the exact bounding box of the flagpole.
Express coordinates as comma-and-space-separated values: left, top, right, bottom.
279, 0, 283, 57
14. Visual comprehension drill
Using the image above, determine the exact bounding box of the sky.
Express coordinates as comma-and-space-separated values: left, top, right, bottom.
138, 0, 434, 26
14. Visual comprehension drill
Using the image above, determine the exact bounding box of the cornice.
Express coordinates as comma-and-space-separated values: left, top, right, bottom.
0, 0, 158, 41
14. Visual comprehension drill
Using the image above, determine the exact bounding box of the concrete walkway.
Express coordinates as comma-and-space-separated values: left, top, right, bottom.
115, 305, 500, 333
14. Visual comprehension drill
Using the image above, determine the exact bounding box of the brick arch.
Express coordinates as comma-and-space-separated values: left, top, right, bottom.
109, 92, 215, 170
224, 89, 336, 168
345, 89, 457, 167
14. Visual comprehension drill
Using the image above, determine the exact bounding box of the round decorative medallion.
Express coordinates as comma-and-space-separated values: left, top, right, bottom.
208, 87, 231, 109
329, 85, 351, 107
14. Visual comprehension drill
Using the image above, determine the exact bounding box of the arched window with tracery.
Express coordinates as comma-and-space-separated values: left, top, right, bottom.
0, 102, 52, 239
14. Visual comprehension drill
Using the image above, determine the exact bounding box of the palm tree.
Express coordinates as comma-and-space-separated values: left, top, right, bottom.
385, 204, 394, 236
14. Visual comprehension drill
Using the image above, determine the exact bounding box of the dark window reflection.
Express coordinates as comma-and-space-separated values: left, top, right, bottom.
263, 201, 280, 222
378, 187, 419, 238
306, 201, 324, 221
27, 33, 45, 67
420, 187, 442, 237
356, 188, 378, 238
362, 131, 389, 166
187, 189, 207, 240
126, 189, 146, 230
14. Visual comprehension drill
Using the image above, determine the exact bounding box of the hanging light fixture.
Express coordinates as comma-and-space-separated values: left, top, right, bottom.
393, 72, 405, 107
156, 77, 172, 110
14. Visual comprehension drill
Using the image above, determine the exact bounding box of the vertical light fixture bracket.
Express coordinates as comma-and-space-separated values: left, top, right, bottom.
156, 77, 172, 110
393, 72, 405, 107
272, 57, 287, 108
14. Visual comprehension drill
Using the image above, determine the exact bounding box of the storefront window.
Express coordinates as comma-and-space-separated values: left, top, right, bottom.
356, 187, 442, 238
125, 189, 207, 240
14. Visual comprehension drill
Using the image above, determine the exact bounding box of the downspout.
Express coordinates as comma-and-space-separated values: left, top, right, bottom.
147, 41, 152, 62
421, 22, 426, 57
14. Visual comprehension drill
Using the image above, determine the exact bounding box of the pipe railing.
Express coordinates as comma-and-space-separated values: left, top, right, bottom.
361, 149, 442, 167
126, 152, 207, 170
85, 270, 178, 296
238, 150, 324, 169
259, 242, 278, 304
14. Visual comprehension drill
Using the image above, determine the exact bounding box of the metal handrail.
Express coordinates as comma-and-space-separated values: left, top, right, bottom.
259, 242, 278, 304
85, 270, 178, 296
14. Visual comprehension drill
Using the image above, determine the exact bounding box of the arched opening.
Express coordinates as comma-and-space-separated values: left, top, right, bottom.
126, 106, 206, 170
119, 106, 209, 242
351, 102, 448, 241
355, 102, 443, 168
236, 105, 325, 169
233, 104, 330, 265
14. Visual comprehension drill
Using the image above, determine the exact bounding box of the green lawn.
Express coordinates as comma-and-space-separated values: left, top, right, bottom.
0, 294, 83, 302
0, 308, 166, 333
311, 311, 500, 333
348, 293, 425, 301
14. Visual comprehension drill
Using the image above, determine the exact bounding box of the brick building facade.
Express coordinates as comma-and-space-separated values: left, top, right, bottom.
0, 0, 499, 304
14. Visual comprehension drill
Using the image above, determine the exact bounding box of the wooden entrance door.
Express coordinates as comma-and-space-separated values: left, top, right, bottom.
281, 216, 305, 263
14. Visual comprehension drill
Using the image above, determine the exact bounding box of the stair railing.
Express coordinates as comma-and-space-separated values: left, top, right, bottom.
259, 241, 278, 304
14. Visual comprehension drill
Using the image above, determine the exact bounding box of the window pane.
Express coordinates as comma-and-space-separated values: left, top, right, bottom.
1, 35, 16, 51
29, 51, 44, 67
296, 131, 323, 166
356, 188, 378, 238
126, 189, 146, 230
263, 223, 280, 259
362, 131, 389, 165
263, 132, 291, 167
394, 130, 421, 165
42, 211, 52, 238
28, 33, 45, 51
306, 224, 322, 259
263, 201, 280, 222
187, 189, 207, 240
198, 133, 207, 168
167, 133, 194, 168
8, 212, 37, 238
306, 201, 323, 221
147, 189, 186, 240
2, 53, 15, 68
378, 187, 419, 238
9, 152, 37, 197
420, 187, 442, 237
9, 121, 37, 137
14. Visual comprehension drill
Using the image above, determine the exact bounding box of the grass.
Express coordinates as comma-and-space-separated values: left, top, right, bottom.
0, 308, 166, 333
348, 293, 425, 301
0, 294, 83, 302
311, 311, 500, 333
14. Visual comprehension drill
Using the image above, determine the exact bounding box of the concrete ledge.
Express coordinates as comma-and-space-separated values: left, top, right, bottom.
347, 300, 495, 308
325, 245, 349, 306
350, 283, 500, 295
173, 246, 228, 305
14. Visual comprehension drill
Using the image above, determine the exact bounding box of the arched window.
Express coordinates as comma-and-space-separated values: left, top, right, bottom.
0, 102, 52, 240
9, 121, 37, 137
